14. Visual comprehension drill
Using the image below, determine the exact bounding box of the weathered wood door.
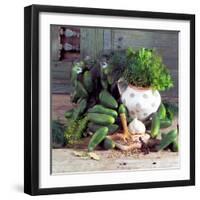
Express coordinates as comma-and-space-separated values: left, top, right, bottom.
51, 26, 104, 94
51, 26, 178, 99
103, 29, 178, 99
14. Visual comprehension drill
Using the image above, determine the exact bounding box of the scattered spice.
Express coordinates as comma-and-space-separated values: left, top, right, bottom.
73, 151, 89, 159
139, 137, 150, 155
88, 152, 100, 161
72, 150, 100, 161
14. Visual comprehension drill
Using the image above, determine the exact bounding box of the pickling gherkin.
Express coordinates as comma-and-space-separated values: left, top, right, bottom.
83, 71, 93, 93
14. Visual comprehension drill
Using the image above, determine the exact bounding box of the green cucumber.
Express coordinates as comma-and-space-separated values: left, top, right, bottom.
88, 122, 119, 134
101, 79, 108, 89
64, 109, 74, 118
71, 91, 79, 103
161, 133, 167, 139
158, 103, 166, 120
161, 132, 179, 152
107, 124, 119, 134
75, 81, 88, 99
103, 137, 115, 150
100, 68, 109, 89
118, 104, 132, 122
163, 102, 178, 120
83, 71, 93, 93
87, 113, 115, 126
167, 108, 174, 121
172, 138, 179, 152
99, 90, 118, 109
157, 129, 178, 151
88, 127, 108, 151
88, 122, 103, 132
118, 104, 127, 114
72, 99, 87, 120
88, 105, 118, 119
160, 118, 172, 128
150, 113, 160, 138
107, 75, 114, 85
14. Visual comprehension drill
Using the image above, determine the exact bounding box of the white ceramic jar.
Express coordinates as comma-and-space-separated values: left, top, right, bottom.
118, 79, 161, 121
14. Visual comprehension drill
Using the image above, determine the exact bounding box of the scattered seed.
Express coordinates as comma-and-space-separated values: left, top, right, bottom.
88, 152, 100, 161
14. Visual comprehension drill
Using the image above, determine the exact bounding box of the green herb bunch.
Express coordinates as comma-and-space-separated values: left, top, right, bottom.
123, 47, 173, 91
64, 116, 88, 145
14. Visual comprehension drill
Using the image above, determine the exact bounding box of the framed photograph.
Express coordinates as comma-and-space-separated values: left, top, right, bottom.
24, 4, 195, 195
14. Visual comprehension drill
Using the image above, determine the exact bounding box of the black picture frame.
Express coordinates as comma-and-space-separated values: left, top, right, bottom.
24, 4, 195, 196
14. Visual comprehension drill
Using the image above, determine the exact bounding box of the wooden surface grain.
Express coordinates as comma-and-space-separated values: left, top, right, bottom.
52, 149, 179, 174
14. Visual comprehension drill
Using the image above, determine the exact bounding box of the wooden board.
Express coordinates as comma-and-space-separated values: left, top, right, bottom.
80, 28, 104, 59
51, 61, 73, 94
52, 149, 179, 174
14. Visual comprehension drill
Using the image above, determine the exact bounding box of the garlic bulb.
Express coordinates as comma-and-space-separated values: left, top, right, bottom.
128, 118, 146, 134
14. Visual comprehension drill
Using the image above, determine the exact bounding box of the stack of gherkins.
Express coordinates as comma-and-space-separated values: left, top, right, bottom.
63, 59, 178, 153
150, 103, 179, 152
64, 60, 121, 150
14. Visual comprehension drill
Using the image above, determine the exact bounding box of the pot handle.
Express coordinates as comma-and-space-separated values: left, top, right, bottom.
117, 78, 128, 95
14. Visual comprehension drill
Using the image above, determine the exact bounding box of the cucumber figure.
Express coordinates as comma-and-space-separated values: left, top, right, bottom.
118, 104, 132, 141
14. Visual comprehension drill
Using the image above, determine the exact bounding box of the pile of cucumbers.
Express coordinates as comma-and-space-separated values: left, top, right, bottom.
87, 90, 120, 151
64, 60, 121, 146
150, 103, 179, 152
63, 59, 178, 153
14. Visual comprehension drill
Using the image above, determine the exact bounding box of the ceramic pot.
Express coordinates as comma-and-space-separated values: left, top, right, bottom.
118, 79, 161, 121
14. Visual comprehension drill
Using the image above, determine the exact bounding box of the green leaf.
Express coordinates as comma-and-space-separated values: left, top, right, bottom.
123, 48, 173, 91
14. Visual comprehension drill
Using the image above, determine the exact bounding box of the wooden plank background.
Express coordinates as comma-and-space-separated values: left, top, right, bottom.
51, 26, 178, 99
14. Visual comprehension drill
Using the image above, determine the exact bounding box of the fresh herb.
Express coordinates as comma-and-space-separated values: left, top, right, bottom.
123, 48, 173, 91
64, 116, 89, 145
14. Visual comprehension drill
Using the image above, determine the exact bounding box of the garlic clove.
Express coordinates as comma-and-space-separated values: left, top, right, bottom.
128, 118, 146, 134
